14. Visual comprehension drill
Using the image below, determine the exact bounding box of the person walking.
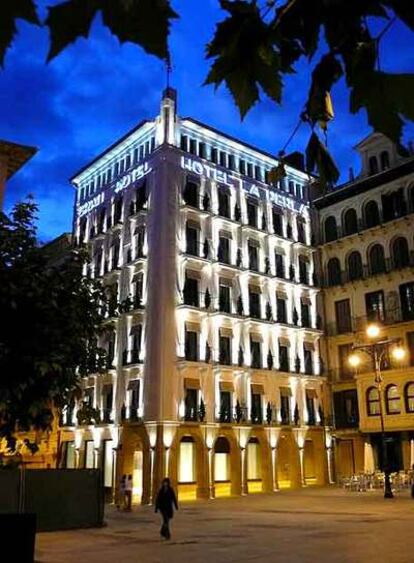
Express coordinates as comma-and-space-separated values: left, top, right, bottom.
125, 474, 133, 511
155, 478, 178, 540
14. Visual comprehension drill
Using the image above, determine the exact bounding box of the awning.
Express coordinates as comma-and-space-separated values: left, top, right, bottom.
249, 284, 261, 294
187, 219, 200, 230
278, 337, 290, 347
248, 238, 260, 247
219, 381, 234, 392
186, 321, 201, 333
280, 387, 292, 397
219, 230, 233, 239
276, 290, 287, 299
306, 388, 318, 399
220, 327, 233, 338
251, 384, 264, 394
303, 341, 315, 351
127, 379, 140, 391
219, 277, 233, 287
250, 333, 263, 343
301, 296, 311, 305
184, 378, 200, 390
186, 269, 201, 280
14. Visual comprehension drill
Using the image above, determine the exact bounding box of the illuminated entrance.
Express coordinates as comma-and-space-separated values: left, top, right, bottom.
214, 437, 231, 497
178, 436, 197, 500
247, 437, 263, 493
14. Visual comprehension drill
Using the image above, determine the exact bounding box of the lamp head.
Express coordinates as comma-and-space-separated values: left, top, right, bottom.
348, 353, 361, 368
392, 346, 405, 361
366, 323, 380, 339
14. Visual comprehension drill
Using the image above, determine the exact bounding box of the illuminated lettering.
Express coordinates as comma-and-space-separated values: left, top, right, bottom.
77, 192, 105, 218
115, 161, 151, 194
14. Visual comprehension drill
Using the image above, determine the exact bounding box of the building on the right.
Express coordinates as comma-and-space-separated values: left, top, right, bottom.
314, 132, 414, 479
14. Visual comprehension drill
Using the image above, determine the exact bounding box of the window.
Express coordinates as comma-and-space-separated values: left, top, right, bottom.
250, 390, 262, 422
84, 440, 94, 468
298, 256, 309, 285
280, 391, 291, 424
368, 244, 386, 275
306, 391, 316, 425
301, 301, 311, 328
324, 216, 338, 242
189, 139, 197, 155
304, 348, 313, 375
365, 290, 385, 322
184, 388, 198, 421
186, 223, 199, 256
180, 135, 188, 150
219, 391, 232, 422
114, 197, 123, 224
199, 142, 207, 159
130, 325, 142, 363
364, 200, 380, 228
297, 218, 306, 243
407, 332, 414, 366
135, 226, 145, 258
347, 251, 363, 281
249, 289, 261, 319
228, 154, 235, 170
239, 159, 246, 175
103, 439, 114, 487
400, 282, 414, 320
369, 156, 378, 175
392, 237, 410, 269
382, 188, 406, 222
273, 209, 283, 236
183, 180, 199, 207
63, 441, 75, 469
248, 242, 259, 271
219, 151, 227, 167
219, 335, 232, 365
185, 330, 198, 361
133, 273, 143, 308
247, 201, 258, 227
275, 253, 285, 278
218, 236, 231, 264
404, 382, 414, 413
343, 208, 358, 236
211, 147, 218, 163
338, 343, 354, 379
327, 258, 341, 286
214, 437, 230, 481
386, 385, 401, 414
380, 150, 390, 170
218, 189, 230, 218
219, 283, 231, 313
250, 339, 262, 369
279, 345, 289, 371
128, 379, 140, 413
276, 297, 287, 323
247, 438, 261, 480
335, 299, 352, 334
179, 438, 195, 483
333, 390, 359, 428
367, 387, 380, 416
183, 276, 199, 307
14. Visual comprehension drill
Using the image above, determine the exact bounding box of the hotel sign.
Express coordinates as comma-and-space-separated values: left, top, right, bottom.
181, 156, 307, 213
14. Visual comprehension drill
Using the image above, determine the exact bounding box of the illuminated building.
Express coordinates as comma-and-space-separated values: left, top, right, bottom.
61, 89, 331, 502
0, 139, 37, 209
315, 132, 414, 478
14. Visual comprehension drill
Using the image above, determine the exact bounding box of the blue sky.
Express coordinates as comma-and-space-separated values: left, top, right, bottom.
2, 0, 414, 241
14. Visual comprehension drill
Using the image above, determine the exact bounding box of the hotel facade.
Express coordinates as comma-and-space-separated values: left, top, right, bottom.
315, 133, 414, 479
60, 89, 332, 502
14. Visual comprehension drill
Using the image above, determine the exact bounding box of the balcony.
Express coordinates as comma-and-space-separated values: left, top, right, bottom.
326, 305, 414, 336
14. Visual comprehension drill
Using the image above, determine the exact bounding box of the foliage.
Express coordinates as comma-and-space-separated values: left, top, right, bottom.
76, 401, 101, 426
198, 397, 206, 422
0, 200, 107, 450
1, 1, 414, 185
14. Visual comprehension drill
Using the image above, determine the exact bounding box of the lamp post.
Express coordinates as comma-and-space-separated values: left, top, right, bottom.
349, 323, 405, 499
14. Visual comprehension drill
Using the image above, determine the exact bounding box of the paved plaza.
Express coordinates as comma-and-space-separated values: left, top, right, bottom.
35, 487, 414, 563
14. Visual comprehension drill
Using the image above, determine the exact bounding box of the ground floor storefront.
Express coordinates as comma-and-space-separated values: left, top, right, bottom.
58, 422, 333, 504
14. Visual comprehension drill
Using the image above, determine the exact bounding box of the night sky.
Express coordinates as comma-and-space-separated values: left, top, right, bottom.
2, 1, 414, 241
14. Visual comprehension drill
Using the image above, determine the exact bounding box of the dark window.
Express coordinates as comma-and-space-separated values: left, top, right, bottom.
324, 216, 338, 242
211, 148, 218, 163
218, 190, 230, 218
219, 391, 232, 422
392, 237, 410, 269
277, 298, 287, 323
367, 387, 380, 416
250, 340, 262, 369
380, 151, 390, 170
382, 188, 407, 222
364, 200, 380, 228
219, 335, 232, 365
133, 274, 143, 308
365, 290, 385, 322
275, 253, 285, 278
254, 165, 262, 181
369, 244, 386, 275
114, 197, 123, 224
247, 201, 258, 227
249, 290, 261, 319
333, 390, 359, 428
183, 180, 199, 207
251, 391, 262, 423
136, 182, 148, 211
180, 135, 188, 151
273, 210, 283, 236
338, 343, 354, 379
184, 388, 198, 421
386, 384, 400, 414
189, 138, 197, 155
186, 224, 199, 256
280, 394, 291, 424
304, 349, 313, 375
343, 208, 358, 236
301, 301, 310, 328
228, 154, 235, 170
407, 332, 414, 366
247, 163, 253, 177
135, 227, 145, 258
185, 330, 198, 361
298, 256, 309, 285
297, 218, 306, 243
279, 345, 289, 371
347, 251, 363, 281
239, 159, 246, 175
219, 151, 227, 167
404, 382, 414, 413
103, 385, 113, 422
183, 277, 199, 307
218, 236, 230, 264
369, 156, 378, 175
248, 243, 259, 271
335, 299, 352, 334
327, 258, 342, 286
199, 142, 206, 159
306, 392, 316, 424
219, 284, 231, 313
400, 282, 414, 320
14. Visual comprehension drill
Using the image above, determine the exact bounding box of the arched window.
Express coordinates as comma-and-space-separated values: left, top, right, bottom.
364, 200, 380, 228
343, 208, 358, 236
369, 156, 378, 175
366, 387, 380, 416
327, 258, 341, 286
386, 384, 400, 414
369, 244, 386, 275
380, 150, 390, 171
347, 251, 363, 281
392, 237, 410, 269
324, 216, 338, 242
404, 382, 414, 413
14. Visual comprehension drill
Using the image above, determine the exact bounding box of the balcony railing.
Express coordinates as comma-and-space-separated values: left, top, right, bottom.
326, 306, 414, 336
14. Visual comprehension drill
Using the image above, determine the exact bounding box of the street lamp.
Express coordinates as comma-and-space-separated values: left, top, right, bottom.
348, 323, 405, 499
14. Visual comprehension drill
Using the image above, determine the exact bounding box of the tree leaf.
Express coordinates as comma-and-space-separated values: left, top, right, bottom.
305, 53, 343, 126
383, 0, 414, 31
205, 0, 283, 118
0, 0, 39, 67
306, 131, 339, 187
46, 0, 177, 62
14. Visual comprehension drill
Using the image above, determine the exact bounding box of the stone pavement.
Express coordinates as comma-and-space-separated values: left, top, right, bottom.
35, 487, 414, 563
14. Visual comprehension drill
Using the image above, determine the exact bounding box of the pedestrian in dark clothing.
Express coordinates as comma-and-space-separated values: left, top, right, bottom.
155, 478, 178, 540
